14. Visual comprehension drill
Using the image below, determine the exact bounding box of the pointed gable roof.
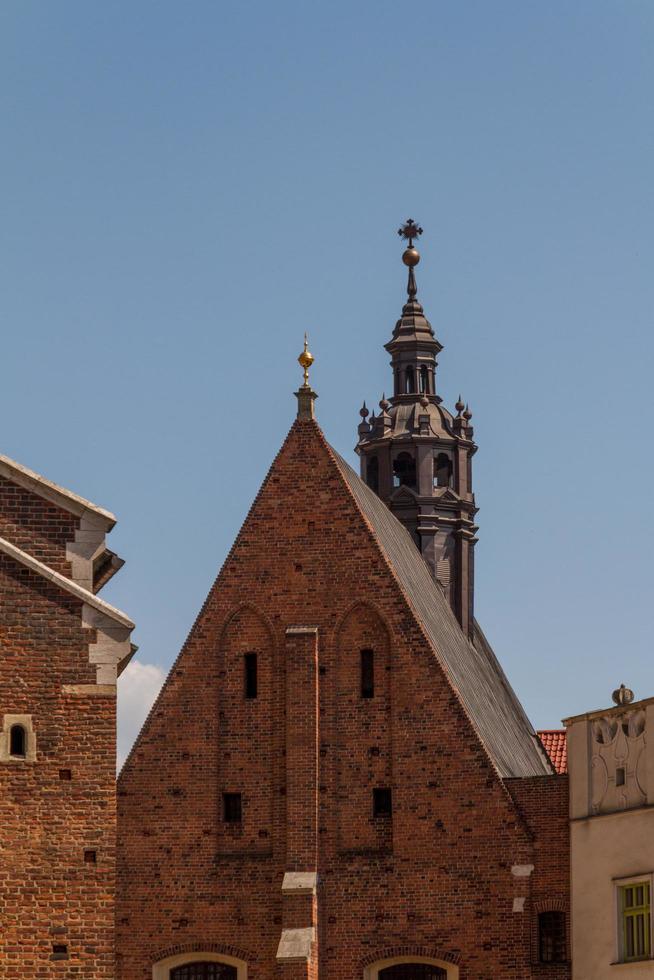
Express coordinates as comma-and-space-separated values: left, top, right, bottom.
121, 416, 550, 780
329, 447, 552, 779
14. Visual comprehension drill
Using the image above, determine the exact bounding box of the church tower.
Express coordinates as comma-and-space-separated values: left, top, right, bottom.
356, 221, 478, 638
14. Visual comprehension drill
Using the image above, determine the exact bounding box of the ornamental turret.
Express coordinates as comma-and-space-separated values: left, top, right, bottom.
356, 221, 478, 638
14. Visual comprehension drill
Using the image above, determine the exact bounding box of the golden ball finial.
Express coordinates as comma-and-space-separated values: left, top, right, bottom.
402, 246, 420, 267
298, 333, 314, 386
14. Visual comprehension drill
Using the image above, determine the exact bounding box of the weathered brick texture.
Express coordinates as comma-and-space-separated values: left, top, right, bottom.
0, 474, 125, 980
117, 419, 570, 979
0, 553, 116, 978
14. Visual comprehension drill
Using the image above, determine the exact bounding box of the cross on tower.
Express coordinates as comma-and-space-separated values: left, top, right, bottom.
398, 218, 423, 247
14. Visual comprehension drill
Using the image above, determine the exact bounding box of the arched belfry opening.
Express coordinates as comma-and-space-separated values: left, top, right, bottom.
393, 452, 416, 490
405, 365, 415, 394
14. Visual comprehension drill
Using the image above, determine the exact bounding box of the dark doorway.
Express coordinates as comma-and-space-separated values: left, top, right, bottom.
170, 963, 237, 979
379, 965, 447, 980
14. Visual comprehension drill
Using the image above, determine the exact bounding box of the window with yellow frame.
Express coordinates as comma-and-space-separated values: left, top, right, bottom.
619, 881, 651, 962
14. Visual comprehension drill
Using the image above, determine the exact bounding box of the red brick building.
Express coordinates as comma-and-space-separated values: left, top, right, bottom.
115, 227, 571, 979
0, 453, 135, 978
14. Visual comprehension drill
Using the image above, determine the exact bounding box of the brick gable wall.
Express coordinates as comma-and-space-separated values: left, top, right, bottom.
117, 418, 568, 979
0, 476, 78, 577
0, 553, 117, 978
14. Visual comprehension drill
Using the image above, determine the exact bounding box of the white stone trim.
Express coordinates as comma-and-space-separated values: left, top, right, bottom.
511, 864, 534, 877
0, 535, 133, 628
276, 927, 314, 962
363, 956, 459, 979
513, 897, 526, 912
281, 871, 317, 895
152, 952, 247, 980
0, 714, 36, 763
0, 453, 115, 529
0, 534, 134, 685
65, 512, 111, 592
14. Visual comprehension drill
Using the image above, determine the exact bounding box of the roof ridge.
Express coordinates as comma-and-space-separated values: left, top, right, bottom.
0, 453, 116, 528
0, 534, 133, 629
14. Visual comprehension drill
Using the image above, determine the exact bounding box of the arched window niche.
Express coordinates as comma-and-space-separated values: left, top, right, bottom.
393, 452, 416, 490
404, 366, 415, 394
9, 724, 26, 758
364, 956, 459, 980
1, 714, 36, 763
367, 455, 379, 494
152, 952, 247, 980
434, 452, 453, 489
419, 365, 430, 394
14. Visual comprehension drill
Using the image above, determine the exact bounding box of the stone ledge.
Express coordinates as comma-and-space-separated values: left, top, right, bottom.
276, 927, 314, 962
281, 871, 317, 895
62, 684, 117, 697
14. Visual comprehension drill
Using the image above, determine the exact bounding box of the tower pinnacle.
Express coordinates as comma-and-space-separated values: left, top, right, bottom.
355, 221, 479, 638
398, 218, 423, 300
295, 333, 318, 420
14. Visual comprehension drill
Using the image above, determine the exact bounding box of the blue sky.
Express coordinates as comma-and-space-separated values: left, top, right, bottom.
1, 2, 652, 761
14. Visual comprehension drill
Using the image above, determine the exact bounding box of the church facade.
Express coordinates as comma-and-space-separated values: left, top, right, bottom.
114, 225, 571, 979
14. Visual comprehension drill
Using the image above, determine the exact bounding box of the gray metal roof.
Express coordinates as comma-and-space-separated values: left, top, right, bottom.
332, 449, 552, 779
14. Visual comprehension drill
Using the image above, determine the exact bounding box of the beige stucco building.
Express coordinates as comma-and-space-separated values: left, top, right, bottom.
566, 689, 654, 977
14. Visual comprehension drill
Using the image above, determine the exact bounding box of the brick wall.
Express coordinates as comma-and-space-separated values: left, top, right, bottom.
0, 476, 77, 576
117, 419, 569, 979
506, 775, 571, 980
0, 553, 117, 978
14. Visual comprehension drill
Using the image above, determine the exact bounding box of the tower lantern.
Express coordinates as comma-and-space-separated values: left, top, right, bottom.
355, 221, 478, 638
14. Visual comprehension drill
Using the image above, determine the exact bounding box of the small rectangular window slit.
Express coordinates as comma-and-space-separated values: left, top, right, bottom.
361, 649, 374, 699
223, 792, 242, 823
244, 653, 258, 699
59, 769, 72, 781
373, 787, 392, 818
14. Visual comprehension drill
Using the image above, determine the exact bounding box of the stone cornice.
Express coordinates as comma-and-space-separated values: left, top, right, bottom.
0, 534, 133, 629
0, 453, 116, 529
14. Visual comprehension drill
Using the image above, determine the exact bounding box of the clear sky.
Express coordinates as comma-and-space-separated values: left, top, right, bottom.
1, 2, 652, 764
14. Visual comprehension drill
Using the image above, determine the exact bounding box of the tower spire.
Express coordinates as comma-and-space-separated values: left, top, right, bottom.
355, 220, 479, 639
398, 218, 423, 301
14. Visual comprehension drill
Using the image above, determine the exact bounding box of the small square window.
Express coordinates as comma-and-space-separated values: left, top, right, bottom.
616, 767, 626, 787
373, 787, 392, 818
223, 792, 242, 824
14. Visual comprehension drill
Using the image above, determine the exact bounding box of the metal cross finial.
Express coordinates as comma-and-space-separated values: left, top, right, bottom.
398, 218, 423, 247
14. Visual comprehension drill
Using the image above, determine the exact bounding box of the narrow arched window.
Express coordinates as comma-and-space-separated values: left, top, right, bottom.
394, 369, 400, 396
405, 366, 415, 394
9, 724, 26, 758
435, 452, 452, 488
419, 365, 429, 394
367, 455, 379, 493
393, 452, 416, 490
